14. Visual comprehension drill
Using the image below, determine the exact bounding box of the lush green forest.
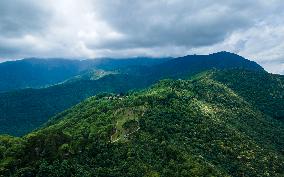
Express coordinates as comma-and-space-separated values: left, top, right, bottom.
0, 52, 266, 136
1, 74, 283, 176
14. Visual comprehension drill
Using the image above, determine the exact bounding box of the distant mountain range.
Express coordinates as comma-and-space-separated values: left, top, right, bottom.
0, 52, 266, 136
0, 57, 166, 93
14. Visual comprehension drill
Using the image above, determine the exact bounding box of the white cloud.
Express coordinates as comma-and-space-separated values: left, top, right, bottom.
0, 0, 283, 73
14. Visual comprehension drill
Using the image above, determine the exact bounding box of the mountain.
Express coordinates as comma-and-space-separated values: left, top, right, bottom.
0, 58, 92, 92
0, 52, 266, 136
145, 51, 263, 80
0, 74, 283, 176
0, 57, 165, 93
0, 52, 262, 93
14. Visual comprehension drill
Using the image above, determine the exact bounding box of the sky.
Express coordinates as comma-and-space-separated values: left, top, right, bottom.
0, 0, 284, 74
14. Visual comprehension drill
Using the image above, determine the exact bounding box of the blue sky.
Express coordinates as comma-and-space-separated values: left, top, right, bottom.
0, 0, 283, 74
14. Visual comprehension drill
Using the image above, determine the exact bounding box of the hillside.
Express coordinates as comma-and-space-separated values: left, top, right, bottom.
0, 52, 266, 136
0, 75, 283, 176
210, 69, 284, 121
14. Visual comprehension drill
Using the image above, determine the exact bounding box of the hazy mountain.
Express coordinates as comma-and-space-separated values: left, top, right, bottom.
146, 51, 264, 80
0, 58, 93, 92
0, 57, 166, 93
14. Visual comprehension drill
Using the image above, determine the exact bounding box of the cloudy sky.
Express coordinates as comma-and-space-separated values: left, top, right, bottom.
0, 0, 284, 74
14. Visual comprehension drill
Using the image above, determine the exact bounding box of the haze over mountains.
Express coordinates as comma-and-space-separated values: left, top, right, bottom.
0, 52, 264, 136
0, 57, 166, 93
0, 51, 263, 93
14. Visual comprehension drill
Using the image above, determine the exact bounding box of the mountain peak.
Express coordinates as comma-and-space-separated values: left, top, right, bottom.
210, 51, 240, 57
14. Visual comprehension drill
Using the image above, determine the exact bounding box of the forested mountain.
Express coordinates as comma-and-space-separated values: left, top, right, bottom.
0, 57, 165, 93
1, 74, 283, 176
0, 52, 265, 136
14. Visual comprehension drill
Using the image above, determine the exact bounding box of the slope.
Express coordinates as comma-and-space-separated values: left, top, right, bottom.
0, 75, 283, 177
209, 69, 284, 121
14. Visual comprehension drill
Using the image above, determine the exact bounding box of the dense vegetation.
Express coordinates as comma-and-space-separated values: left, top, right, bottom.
210, 69, 284, 121
0, 75, 283, 176
0, 52, 266, 136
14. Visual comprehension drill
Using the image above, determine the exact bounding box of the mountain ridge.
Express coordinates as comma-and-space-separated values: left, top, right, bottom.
0, 52, 263, 93
0, 52, 267, 136
0, 57, 167, 93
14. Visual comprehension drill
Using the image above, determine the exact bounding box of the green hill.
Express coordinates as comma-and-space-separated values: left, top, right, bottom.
1, 74, 283, 176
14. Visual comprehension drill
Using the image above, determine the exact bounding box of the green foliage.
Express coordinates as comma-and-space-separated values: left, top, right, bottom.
1, 75, 283, 176
210, 69, 284, 121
